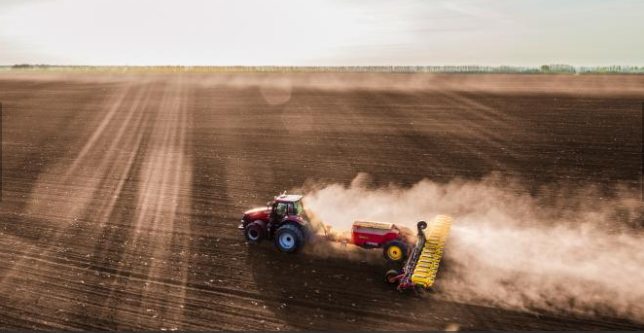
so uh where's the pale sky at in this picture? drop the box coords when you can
[0,0,642,66]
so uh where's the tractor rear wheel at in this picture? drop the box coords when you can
[383,240,408,263]
[274,224,305,253]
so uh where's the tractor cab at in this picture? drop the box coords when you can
[269,194,305,223]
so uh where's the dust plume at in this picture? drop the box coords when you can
[301,173,644,322]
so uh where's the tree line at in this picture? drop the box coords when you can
[5,64,644,74]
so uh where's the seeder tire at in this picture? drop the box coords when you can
[385,269,402,285]
[383,240,408,263]
[414,284,427,297]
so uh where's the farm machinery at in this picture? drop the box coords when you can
[238,193,311,253]
[238,193,453,292]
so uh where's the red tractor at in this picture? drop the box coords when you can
[238,193,311,253]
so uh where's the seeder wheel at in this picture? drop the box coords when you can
[383,240,408,263]
[413,284,426,297]
[384,269,402,285]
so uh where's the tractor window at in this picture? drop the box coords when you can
[274,203,288,216]
[294,200,304,216]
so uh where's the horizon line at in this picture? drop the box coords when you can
[3,64,643,67]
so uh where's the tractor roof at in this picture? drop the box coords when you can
[274,194,303,203]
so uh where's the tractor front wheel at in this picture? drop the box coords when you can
[274,224,305,253]
[383,240,408,263]
[244,221,266,244]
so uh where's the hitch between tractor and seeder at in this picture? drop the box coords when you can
[385,215,453,293]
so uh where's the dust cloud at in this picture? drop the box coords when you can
[301,173,644,322]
